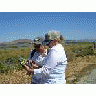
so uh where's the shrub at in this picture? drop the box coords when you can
[75,46,94,57]
[0,57,23,74]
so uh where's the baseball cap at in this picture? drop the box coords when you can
[33,42,42,49]
[32,38,42,45]
[34,42,42,45]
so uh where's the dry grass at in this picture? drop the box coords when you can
[0,69,31,84]
[1,55,96,84]
[0,47,32,84]
[65,55,96,84]
[0,43,96,84]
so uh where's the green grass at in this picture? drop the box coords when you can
[0,47,31,73]
[0,42,95,74]
[63,42,95,61]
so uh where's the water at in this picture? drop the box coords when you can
[0,43,31,49]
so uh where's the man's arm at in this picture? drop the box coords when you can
[23,60,42,76]
[28,60,42,69]
[24,64,34,76]
[33,49,62,79]
[23,49,55,77]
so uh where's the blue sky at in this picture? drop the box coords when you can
[0,12,96,42]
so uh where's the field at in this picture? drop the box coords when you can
[0,42,96,84]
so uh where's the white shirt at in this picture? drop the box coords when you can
[28,50,47,67]
[32,44,67,84]
[32,52,47,66]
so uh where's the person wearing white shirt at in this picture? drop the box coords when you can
[24,31,67,84]
[25,43,48,75]
[28,43,47,67]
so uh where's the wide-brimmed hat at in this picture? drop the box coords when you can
[42,30,63,45]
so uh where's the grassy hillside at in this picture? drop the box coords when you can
[0,42,96,84]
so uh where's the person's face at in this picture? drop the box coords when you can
[39,45,46,53]
[49,40,54,48]
[35,45,45,53]
[35,44,41,52]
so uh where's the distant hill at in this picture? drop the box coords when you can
[12,39,33,44]
[65,39,96,43]
[0,39,33,45]
[0,39,96,45]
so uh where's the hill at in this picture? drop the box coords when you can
[12,39,33,44]
[0,39,33,45]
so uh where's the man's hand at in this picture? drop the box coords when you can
[26,71,32,76]
[28,60,40,69]
[24,64,34,75]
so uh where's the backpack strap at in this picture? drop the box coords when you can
[31,49,36,58]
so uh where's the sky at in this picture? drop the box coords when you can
[0,12,96,42]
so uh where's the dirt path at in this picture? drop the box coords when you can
[65,55,96,84]
[75,68,96,84]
